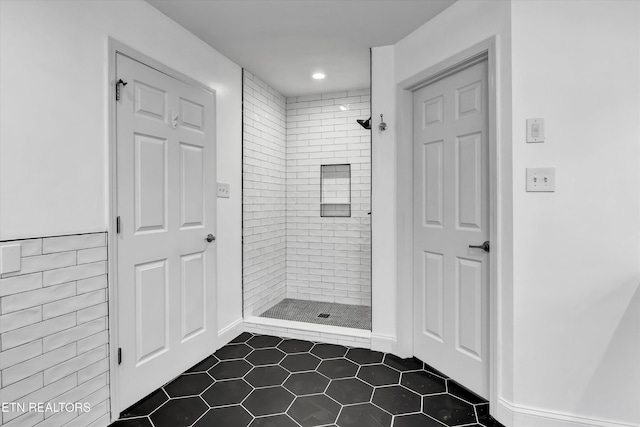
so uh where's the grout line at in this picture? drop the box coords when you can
[0,231,106,244]
[116,332,498,427]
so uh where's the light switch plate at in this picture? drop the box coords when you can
[0,244,22,274]
[526,168,556,192]
[526,118,545,143]
[217,183,230,198]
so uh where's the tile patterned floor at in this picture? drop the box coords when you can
[110,332,504,427]
[259,299,372,330]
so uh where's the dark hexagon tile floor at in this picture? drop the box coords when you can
[201,379,252,407]
[288,394,341,426]
[326,377,373,405]
[193,405,253,427]
[111,332,505,427]
[245,365,289,387]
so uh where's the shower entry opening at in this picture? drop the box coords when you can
[241,69,372,332]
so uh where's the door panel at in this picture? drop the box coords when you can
[134,134,167,234]
[423,140,444,227]
[180,143,205,228]
[134,81,167,121]
[116,53,217,409]
[457,132,482,229]
[456,81,482,119]
[423,95,444,127]
[456,257,482,358]
[179,98,205,131]
[181,252,206,340]
[413,60,489,397]
[135,259,168,363]
[423,251,444,341]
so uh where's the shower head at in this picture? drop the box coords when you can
[357,117,371,130]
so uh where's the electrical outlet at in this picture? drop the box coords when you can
[217,183,230,198]
[526,168,555,192]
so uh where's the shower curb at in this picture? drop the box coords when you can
[244,316,372,349]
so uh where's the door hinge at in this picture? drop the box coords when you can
[118,348,122,365]
[115,79,127,101]
[116,216,121,234]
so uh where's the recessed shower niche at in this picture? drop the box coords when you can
[321,164,351,217]
[242,70,371,331]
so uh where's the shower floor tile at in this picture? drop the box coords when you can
[111,332,505,427]
[259,298,371,330]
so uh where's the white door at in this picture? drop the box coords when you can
[413,60,489,397]
[116,53,217,409]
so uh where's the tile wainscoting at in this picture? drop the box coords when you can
[0,232,110,427]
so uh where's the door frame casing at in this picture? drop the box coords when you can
[395,36,502,409]
[107,38,217,420]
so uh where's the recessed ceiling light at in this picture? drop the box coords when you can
[312,72,326,80]
[339,104,350,111]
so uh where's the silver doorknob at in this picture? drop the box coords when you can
[205,234,216,242]
[469,241,490,253]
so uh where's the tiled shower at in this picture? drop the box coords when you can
[242,70,371,330]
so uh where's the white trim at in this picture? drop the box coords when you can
[395,35,501,411]
[498,399,639,427]
[107,38,218,420]
[244,317,372,348]
[107,37,119,423]
[496,399,515,427]
[370,334,397,353]
[245,316,371,339]
[217,318,245,346]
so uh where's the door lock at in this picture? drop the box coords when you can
[205,234,216,242]
[469,241,490,253]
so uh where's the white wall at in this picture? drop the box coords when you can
[286,90,371,306]
[375,0,515,407]
[375,0,640,426]
[370,45,398,353]
[242,71,287,318]
[0,0,243,338]
[510,1,640,425]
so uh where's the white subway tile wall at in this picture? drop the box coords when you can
[242,69,371,313]
[243,71,288,317]
[286,90,371,306]
[0,233,110,426]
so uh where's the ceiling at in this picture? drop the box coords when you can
[146,0,456,96]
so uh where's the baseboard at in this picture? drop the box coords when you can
[497,398,638,427]
[217,318,244,347]
[495,399,515,427]
[370,333,397,354]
